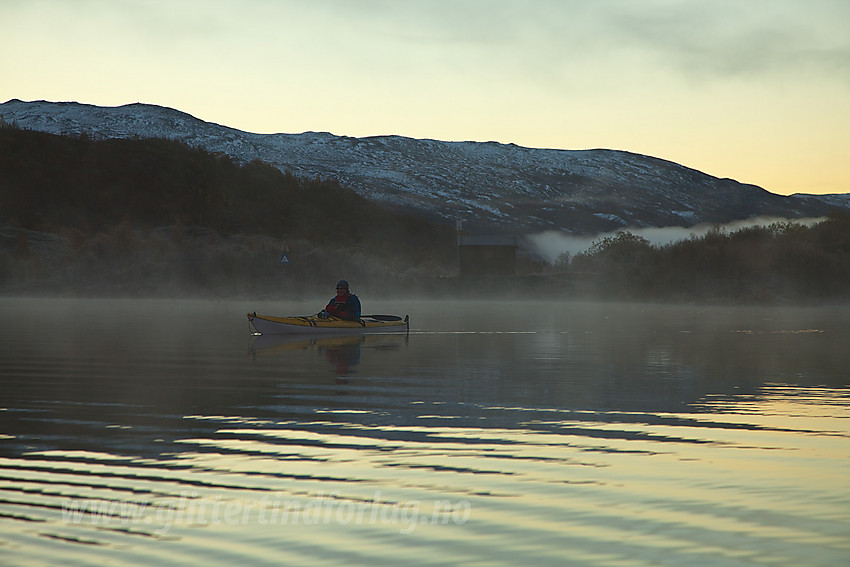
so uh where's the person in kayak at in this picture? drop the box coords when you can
[321,279,361,321]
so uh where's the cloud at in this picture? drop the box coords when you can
[603,0,850,85]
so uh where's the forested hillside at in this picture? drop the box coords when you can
[0,124,455,295]
[2,124,848,301]
[544,215,850,301]
[0,124,453,245]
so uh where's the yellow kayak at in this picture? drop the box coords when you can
[247,312,409,335]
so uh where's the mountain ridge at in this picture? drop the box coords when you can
[3,98,847,234]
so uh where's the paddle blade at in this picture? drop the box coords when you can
[363,314,403,321]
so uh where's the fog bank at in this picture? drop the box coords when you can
[527,217,826,263]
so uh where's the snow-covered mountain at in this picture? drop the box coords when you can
[3,99,846,233]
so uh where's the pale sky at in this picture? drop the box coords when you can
[2,0,849,195]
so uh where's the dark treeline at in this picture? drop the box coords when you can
[549,214,850,301]
[0,124,455,296]
[0,124,452,248]
[2,123,848,300]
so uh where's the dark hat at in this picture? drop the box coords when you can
[336,279,349,290]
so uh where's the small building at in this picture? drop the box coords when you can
[458,234,518,276]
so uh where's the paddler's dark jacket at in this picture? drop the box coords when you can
[325,292,361,321]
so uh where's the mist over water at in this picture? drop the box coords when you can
[527,216,826,262]
[1,297,848,566]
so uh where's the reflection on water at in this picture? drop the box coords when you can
[0,298,848,566]
[251,333,408,379]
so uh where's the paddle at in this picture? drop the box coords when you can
[316,311,404,322]
[363,314,404,322]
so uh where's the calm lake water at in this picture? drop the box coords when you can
[1,297,848,566]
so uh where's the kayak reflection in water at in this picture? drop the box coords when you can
[319,279,362,321]
[323,338,362,378]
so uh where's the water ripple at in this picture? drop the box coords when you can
[2,299,849,566]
